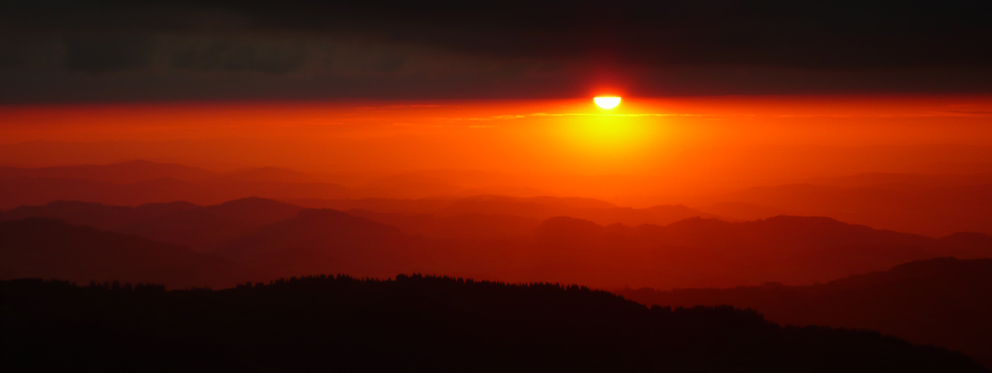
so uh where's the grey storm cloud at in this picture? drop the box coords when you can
[139,0,992,69]
[0,53,22,68]
[63,35,157,74]
[168,38,309,74]
[0,0,991,102]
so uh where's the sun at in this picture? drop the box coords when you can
[594,96,621,109]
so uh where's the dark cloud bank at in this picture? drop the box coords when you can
[1,0,991,102]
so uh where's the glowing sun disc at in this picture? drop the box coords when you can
[594,96,621,109]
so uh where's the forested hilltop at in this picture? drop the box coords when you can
[2,275,986,373]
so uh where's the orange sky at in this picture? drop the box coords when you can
[1,95,991,205]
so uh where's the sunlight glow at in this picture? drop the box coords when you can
[594,97,621,109]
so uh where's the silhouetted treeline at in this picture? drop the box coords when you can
[2,275,986,372]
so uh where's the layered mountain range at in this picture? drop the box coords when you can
[3,197,989,290]
[3,160,991,368]
[3,160,992,236]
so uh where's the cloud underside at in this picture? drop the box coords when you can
[1,0,991,101]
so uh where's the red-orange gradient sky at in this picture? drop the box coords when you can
[2,95,990,206]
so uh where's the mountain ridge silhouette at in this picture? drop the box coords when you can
[618,257,992,368]
[0,218,260,288]
[3,198,990,289]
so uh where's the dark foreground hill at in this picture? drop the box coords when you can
[2,276,986,373]
[618,258,992,368]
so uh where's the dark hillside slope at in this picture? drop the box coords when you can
[619,258,992,368]
[1,276,985,373]
[215,209,418,277]
[207,213,992,290]
[116,197,303,250]
[298,195,720,227]
[0,198,304,250]
[0,200,198,230]
[0,218,256,288]
[0,161,356,208]
[6,201,990,290]
[713,183,992,236]
[0,160,217,184]
[346,209,541,239]
[527,215,991,289]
